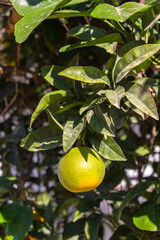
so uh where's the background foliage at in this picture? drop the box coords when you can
[0,0,160,239]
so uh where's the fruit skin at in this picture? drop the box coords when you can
[58,146,105,193]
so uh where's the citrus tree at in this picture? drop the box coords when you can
[0,0,160,239]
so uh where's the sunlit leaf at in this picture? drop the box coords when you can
[60,33,123,52]
[63,114,84,152]
[133,204,160,231]
[105,86,125,109]
[30,90,68,127]
[113,44,160,83]
[90,135,126,161]
[59,66,110,86]
[20,126,62,151]
[125,83,158,120]
[91,2,147,22]
[14,0,70,43]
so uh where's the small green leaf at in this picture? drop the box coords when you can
[125,83,158,120]
[63,114,84,152]
[133,204,160,231]
[90,135,126,161]
[85,214,102,240]
[20,126,62,152]
[30,90,68,127]
[59,33,123,52]
[91,2,147,22]
[117,180,153,220]
[113,44,160,83]
[86,107,115,137]
[105,86,125,109]
[59,66,110,86]
[0,203,33,240]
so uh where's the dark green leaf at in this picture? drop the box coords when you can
[133,204,160,231]
[20,126,62,151]
[90,135,126,161]
[85,214,102,240]
[63,219,85,239]
[59,66,110,86]
[74,201,93,222]
[63,114,84,152]
[113,44,160,83]
[91,2,147,22]
[79,94,100,115]
[0,203,33,240]
[109,106,125,129]
[125,83,159,120]
[86,107,115,137]
[41,65,72,92]
[30,90,68,127]
[142,3,160,31]
[117,180,154,220]
[0,176,18,195]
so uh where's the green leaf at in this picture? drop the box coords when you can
[30,90,68,127]
[117,180,153,220]
[84,214,102,240]
[15,0,70,43]
[0,203,33,240]
[109,106,125,129]
[20,126,62,152]
[63,114,84,152]
[90,135,126,161]
[79,94,100,115]
[59,66,110,86]
[133,204,160,231]
[113,44,160,83]
[48,9,90,19]
[41,65,72,92]
[86,107,115,137]
[59,33,123,52]
[0,176,18,195]
[63,219,85,239]
[125,83,159,120]
[69,24,106,41]
[36,192,53,206]
[123,98,145,119]
[105,86,125,109]
[91,2,147,22]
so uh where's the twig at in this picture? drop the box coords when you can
[0,81,18,116]
[149,120,158,153]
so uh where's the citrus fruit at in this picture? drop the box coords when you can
[58,146,105,193]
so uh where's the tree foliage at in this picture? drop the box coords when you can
[0,0,160,239]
